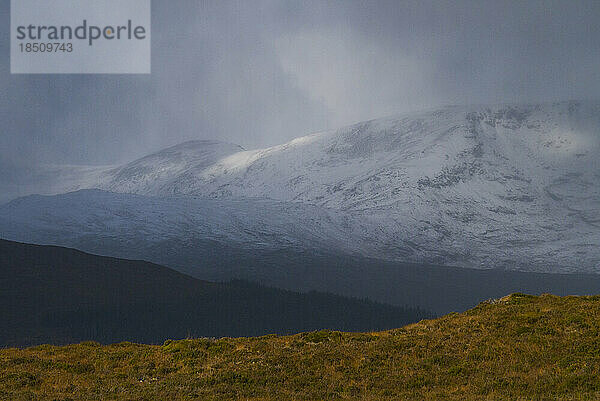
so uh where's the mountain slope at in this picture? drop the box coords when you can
[0,239,429,348]
[3,294,600,400]
[99,140,245,195]
[3,191,600,315]
[0,190,372,255]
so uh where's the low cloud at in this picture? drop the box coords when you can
[0,0,599,185]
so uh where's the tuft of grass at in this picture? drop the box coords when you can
[3,293,600,400]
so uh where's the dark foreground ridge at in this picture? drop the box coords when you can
[0,239,429,348]
[2,294,600,400]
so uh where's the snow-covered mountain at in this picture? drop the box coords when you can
[1,101,599,272]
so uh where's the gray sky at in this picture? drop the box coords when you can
[1,0,599,171]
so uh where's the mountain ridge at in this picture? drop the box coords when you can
[0,239,428,347]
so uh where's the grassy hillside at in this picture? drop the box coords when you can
[0,239,429,347]
[2,294,600,400]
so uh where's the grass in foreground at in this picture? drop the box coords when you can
[2,293,600,400]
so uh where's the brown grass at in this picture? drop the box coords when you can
[2,293,600,400]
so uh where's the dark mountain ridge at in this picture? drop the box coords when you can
[0,239,429,348]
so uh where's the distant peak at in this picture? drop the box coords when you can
[163,140,245,152]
